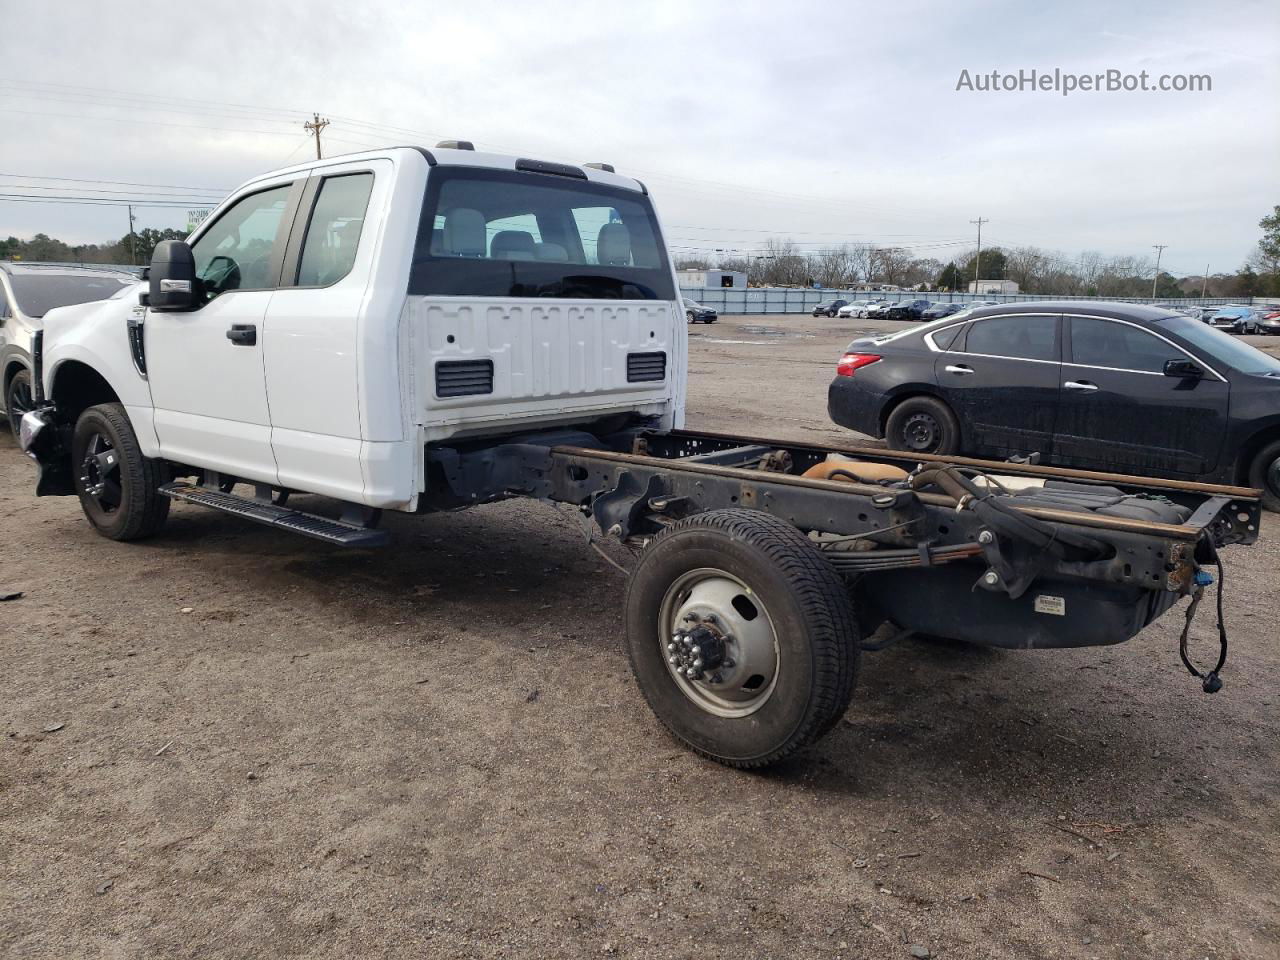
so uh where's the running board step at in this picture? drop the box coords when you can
[159,481,389,547]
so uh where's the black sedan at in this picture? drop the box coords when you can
[920,302,966,320]
[827,301,1280,509]
[683,298,718,323]
[882,300,932,322]
[812,299,849,318]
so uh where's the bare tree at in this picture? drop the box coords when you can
[811,245,857,288]
[870,247,913,286]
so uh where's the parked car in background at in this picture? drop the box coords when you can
[1209,305,1260,335]
[1,262,136,441]
[1258,310,1280,335]
[812,299,849,318]
[827,301,1280,510]
[883,299,931,321]
[683,297,718,323]
[855,299,889,317]
[864,301,896,319]
[921,302,967,320]
[836,300,872,318]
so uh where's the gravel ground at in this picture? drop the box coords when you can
[2,313,1278,959]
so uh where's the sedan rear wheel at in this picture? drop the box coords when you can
[885,396,961,456]
[1247,439,1280,513]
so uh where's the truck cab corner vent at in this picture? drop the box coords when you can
[627,352,666,383]
[435,358,494,398]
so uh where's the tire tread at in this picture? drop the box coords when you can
[626,508,859,769]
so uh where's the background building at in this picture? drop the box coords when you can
[969,279,1020,294]
[676,269,747,289]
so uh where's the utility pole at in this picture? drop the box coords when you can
[1201,263,1209,299]
[1151,244,1168,299]
[969,217,989,294]
[303,113,331,159]
[127,204,137,266]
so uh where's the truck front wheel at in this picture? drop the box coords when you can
[72,403,170,541]
[624,509,859,768]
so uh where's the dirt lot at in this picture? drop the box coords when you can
[2,313,1278,960]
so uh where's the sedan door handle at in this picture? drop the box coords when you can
[944,364,974,375]
[1064,380,1098,391]
[226,324,257,346]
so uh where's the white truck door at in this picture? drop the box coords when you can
[145,178,302,484]
[261,159,391,503]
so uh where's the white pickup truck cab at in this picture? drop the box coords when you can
[19,142,1262,769]
[30,145,683,518]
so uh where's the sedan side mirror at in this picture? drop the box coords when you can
[148,240,199,312]
[1163,358,1204,379]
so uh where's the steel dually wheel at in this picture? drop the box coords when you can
[624,509,860,768]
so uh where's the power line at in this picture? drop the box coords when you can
[0,172,227,193]
[0,193,207,207]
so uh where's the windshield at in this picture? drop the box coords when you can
[9,273,134,318]
[1160,315,1280,375]
[410,167,674,300]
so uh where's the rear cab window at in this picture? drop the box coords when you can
[296,173,375,287]
[409,167,674,300]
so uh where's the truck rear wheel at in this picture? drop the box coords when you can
[72,403,169,541]
[624,509,859,768]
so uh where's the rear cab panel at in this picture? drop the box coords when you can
[403,151,685,446]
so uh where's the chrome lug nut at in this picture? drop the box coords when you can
[978,530,994,545]
[982,570,1000,585]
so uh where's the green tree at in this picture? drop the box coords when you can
[961,248,1007,285]
[1153,272,1182,298]
[1235,265,1262,297]
[936,261,962,290]
[119,227,188,264]
[1259,205,1280,262]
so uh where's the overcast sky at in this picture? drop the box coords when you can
[2,0,1277,275]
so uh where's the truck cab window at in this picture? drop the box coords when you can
[191,184,292,297]
[296,173,374,286]
[411,168,674,300]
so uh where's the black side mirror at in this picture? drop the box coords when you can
[148,240,199,312]
[1164,358,1204,379]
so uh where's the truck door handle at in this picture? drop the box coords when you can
[944,364,974,375]
[1064,380,1098,391]
[226,324,257,346]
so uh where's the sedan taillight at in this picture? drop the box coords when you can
[836,353,881,377]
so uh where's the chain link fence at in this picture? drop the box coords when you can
[680,287,1251,315]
